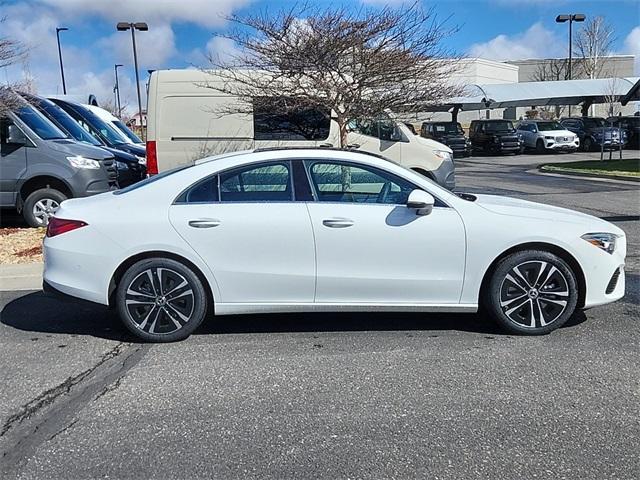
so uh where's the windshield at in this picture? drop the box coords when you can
[71,104,131,145]
[484,121,514,132]
[583,118,606,128]
[433,123,464,135]
[113,120,142,143]
[33,99,103,146]
[15,106,67,140]
[536,121,563,131]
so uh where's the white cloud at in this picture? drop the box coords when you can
[186,36,244,68]
[36,0,253,28]
[98,23,177,69]
[468,23,565,61]
[624,26,640,74]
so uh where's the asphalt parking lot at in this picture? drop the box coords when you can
[1,151,638,479]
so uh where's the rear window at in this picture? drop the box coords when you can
[114,164,191,195]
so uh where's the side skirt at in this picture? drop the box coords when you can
[214,303,478,316]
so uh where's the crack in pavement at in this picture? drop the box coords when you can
[0,342,151,477]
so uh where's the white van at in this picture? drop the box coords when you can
[146,69,455,189]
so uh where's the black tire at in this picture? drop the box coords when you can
[484,250,578,335]
[536,139,546,154]
[583,137,593,152]
[116,258,209,342]
[22,188,67,227]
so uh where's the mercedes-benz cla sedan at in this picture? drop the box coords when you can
[43,148,626,342]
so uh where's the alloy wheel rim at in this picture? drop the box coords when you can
[125,267,195,335]
[33,198,60,225]
[499,261,569,329]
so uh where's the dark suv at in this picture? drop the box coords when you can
[560,117,628,151]
[606,116,639,149]
[420,121,471,157]
[469,119,522,155]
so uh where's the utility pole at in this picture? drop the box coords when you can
[55,27,69,94]
[556,14,585,116]
[114,64,123,117]
[117,22,148,140]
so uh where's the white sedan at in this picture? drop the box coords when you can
[43,148,626,342]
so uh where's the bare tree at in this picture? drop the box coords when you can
[202,2,464,147]
[531,59,576,118]
[574,16,615,80]
[0,13,27,117]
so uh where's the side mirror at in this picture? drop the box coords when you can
[7,125,27,145]
[406,189,435,216]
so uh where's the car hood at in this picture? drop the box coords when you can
[112,142,146,157]
[414,135,453,154]
[474,194,624,234]
[102,146,138,163]
[539,129,575,137]
[48,139,114,160]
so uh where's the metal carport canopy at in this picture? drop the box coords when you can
[422,77,640,111]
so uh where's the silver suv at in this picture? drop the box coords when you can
[516,120,579,153]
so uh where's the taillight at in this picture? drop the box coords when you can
[146,140,158,175]
[46,218,88,238]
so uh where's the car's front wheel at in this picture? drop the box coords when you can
[116,258,208,342]
[485,250,579,335]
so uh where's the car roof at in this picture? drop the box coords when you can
[85,104,119,122]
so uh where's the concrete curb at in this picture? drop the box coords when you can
[0,262,43,291]
[530,168,640,185]
[537,166,640,183]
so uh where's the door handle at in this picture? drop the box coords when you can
[322,218,354,228]
[188,218,221,228]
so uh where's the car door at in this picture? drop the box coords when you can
[168,160,316,304]
[303,160,466,304]
[0,118,28,206]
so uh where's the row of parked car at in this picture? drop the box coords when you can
[1,94,146,226]
[419,115,639,157]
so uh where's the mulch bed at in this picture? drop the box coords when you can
[0,228,46,264]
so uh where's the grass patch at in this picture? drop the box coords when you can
[540,158,640,178]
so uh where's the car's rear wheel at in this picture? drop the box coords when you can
[485,250,578,335]
[116,258,208,342]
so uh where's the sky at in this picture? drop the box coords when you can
[2,0,639,114]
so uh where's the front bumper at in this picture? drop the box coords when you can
[578,235,627,309]
[431,158,455,191]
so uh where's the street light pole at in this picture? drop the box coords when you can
[117,22,148,140]
[55,27,68,95]
[114,64,123,118]
[556,14,585,116]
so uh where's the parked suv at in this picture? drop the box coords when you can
[560,117,628,151]
[606,116,640,149]
[469,119,522,155]
[516,119,579,153]
[1,105,117,227]
[49,98,146,160]
[420,121,471,157]
[23,94,145,187]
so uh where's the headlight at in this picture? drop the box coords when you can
[433,150,452,161]
[116,161,128,169]
[581,233,618,254]
[135,155,146,165]
[66,155,101,169]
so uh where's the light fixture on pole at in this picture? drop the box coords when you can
[55,27,69,95]
[556,13,585,115]
[114,64,123,118]
[116,22,148,140]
